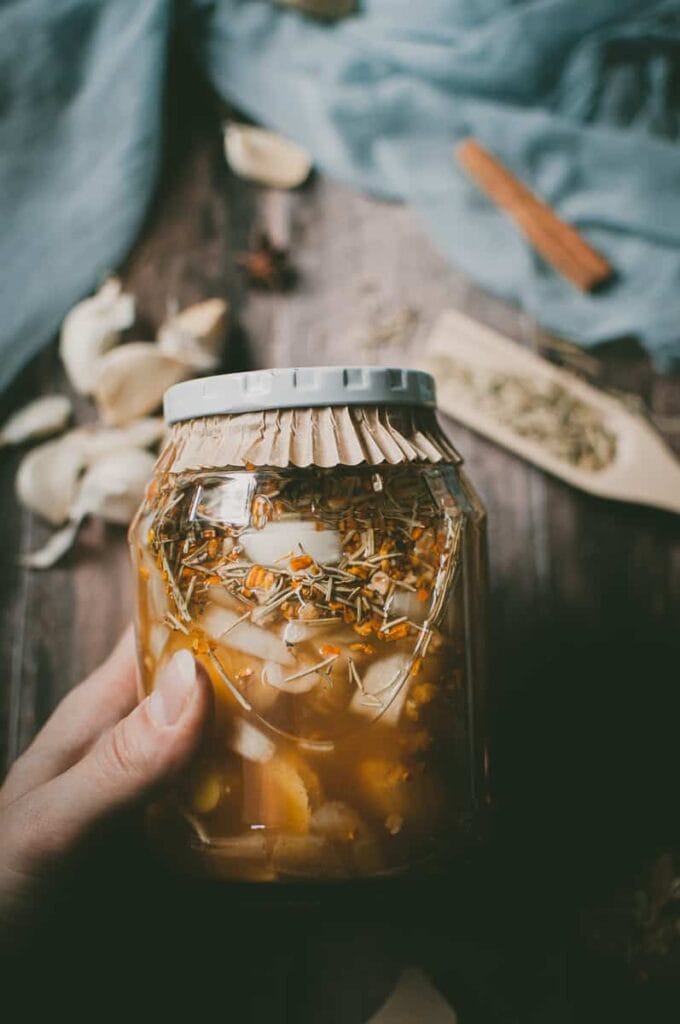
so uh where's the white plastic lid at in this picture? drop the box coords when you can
[164,366,436,423]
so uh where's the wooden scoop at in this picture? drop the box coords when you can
[422,309,680,515]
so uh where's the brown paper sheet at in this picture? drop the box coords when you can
[158,405,461,472]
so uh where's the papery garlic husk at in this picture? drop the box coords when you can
[274,0,356,19]
[16,433,86,526]
[0,395,72,448]
[60,277,135,394]
[224,123,312,190]
[72,448,156,524]
[157,299,228,371]
[92,343,190,426]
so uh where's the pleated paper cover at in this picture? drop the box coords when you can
[158,405,461,473]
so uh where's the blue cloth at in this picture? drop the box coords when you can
[1,0,680,392]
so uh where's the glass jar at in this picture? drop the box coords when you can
[129,367,489,881]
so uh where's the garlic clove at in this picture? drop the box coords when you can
[261,659,321,695]
[240,520,341,567]
[0,395,72,447]
[224,123,312,190]
[157,298,228,371]
[20,519,82,570]
[16,434,86,525]
[310,801,364,841]
[72,448,156,524]
[200,605,295,666]
[91,342,189,426]
[389,588,430,625]
[349,652,412,726]
[60,277,135,394]
[229,718,276,763]
[73,417,166,461]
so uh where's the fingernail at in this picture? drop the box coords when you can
[147,650,196,727]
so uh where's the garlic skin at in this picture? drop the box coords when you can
[224,123,312,190]
[60,277,135,394]
[92,342,189,426]
[0,395,72,447]
[16,434,86,526]
[157,299,228,371]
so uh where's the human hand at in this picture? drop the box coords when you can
[0,628,211,932]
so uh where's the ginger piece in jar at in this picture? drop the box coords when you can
[243,754,319,833]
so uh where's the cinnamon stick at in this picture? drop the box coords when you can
[455,138,612,292]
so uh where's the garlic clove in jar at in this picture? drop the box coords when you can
[157,298,228,371]
[0,395,72,448]
[388,588,431,625]
[60,277,135,394]
[229,717,275,764]
[224,123,312,190]
[199,605,295,666]
[310,801,364,841]
[240,519,341,567]
[350,652,412,726]
[92,342,190,426]
[261,659,321,695]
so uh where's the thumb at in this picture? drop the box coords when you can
[8,650,212,870]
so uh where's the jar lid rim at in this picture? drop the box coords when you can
[164,367,436,423]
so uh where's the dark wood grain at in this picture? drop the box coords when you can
[2,55,679,1018]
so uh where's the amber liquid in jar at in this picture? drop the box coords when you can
[130,462,488,881]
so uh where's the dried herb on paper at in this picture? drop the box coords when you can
[435,359,617,471]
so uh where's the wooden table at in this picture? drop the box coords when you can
[2,65,679,1020]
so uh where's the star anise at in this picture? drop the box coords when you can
[235,233,297,292]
